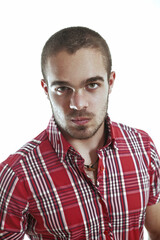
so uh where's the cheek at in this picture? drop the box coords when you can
[49,93,69,112]
[91,92,108,105]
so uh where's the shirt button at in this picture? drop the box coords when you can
[104,230,109,238]
[100,166,104,171]
[99,198,103,204]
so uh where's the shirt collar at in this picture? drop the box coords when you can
[46,117,71,161]
[46,115,118,160]
[104,115,118,150]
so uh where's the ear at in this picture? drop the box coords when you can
[108,71,116,94]
[41,79,48,95]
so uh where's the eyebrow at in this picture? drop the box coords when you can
[50,76,104,87]
[85,76,104,84]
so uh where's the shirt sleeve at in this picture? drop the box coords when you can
[147,138,160,206]
[0,160,29,239]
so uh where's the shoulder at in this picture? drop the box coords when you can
[111,121,151,151]
[0,130,48,175]
[112,121,150,139]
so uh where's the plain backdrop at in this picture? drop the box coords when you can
[0,0,159,239]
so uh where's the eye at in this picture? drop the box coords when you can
[86,83,99,90]
[57,87,68,92]
[55,86,72,95]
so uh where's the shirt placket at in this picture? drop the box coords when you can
[97,150,114,240]
[68,148,113,240]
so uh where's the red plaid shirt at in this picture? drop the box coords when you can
[0,116,160,240]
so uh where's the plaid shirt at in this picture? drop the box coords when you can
[0,116,160,240]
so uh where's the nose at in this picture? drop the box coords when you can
[69,90,88,110]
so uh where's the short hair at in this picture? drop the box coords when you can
[41,26,112,81]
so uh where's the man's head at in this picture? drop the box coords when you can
[41,26,112,82]
[41,27,115,141]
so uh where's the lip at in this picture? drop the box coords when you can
[71,117,90,125]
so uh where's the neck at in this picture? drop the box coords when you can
[64,123,106,165]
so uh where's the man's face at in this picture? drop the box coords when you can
[42,48,115,140]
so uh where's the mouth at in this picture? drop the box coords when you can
[71,117,91,126]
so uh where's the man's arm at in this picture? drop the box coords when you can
[145,202,160,240]
[0,159,28,239]
[0,231,25,239]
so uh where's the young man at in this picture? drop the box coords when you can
[0,27,160,240]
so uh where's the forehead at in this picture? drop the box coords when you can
[46,48,107,83]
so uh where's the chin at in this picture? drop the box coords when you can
[66,126,102,140]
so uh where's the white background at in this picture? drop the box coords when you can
[0,0,160,239]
